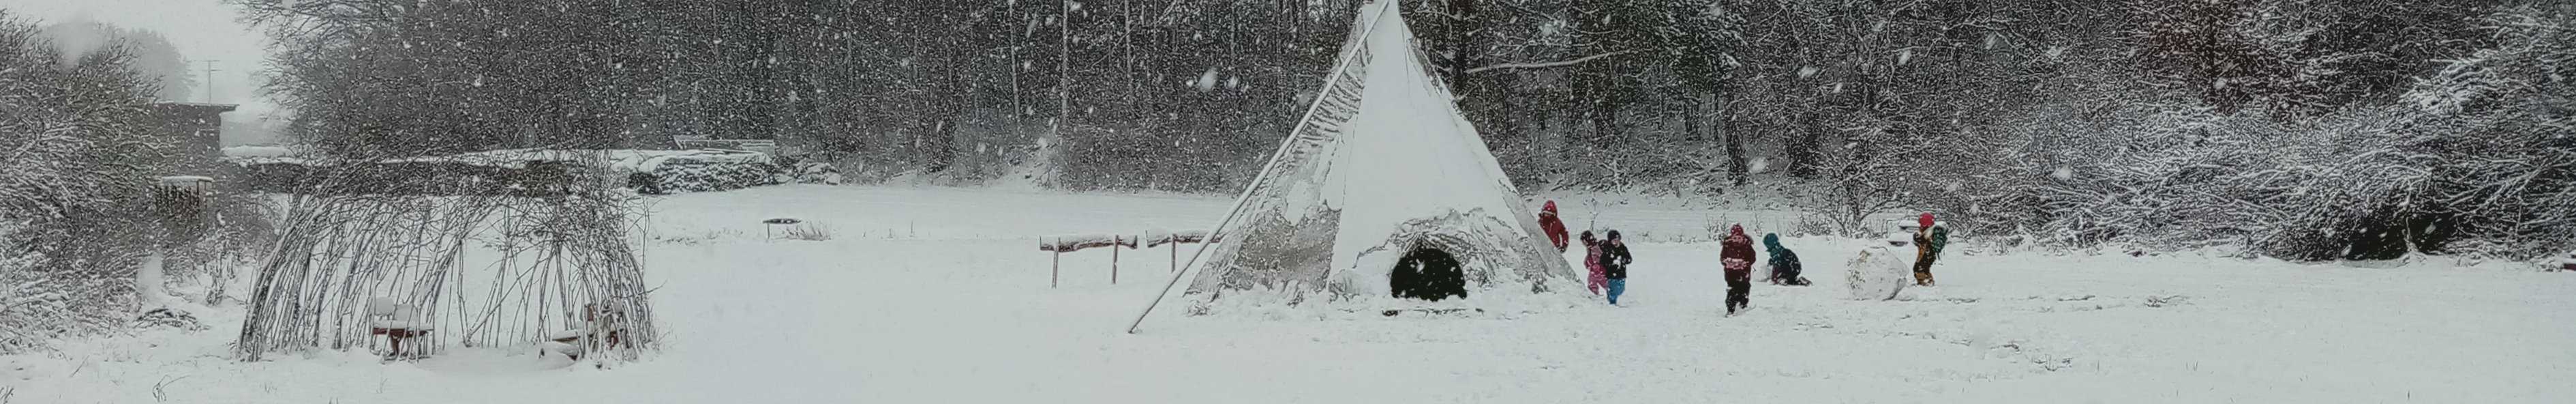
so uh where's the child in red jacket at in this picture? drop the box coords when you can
[1719,225,1757,315]
[1539,201,1569,252]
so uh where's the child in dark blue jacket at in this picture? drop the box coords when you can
[1763,233,1810,286]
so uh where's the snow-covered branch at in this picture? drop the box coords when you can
[1463,50,1635,74]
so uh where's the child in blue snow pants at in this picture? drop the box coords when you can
[1606,278,1626,305]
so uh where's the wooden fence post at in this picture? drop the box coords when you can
[1111,235,1121,285]
[1051,245,1061,289]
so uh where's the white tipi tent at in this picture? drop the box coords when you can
[1131,0,1576,331]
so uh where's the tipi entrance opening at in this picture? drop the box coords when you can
[1389,245,1466,301]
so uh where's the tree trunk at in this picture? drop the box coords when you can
[1011,0,1022,139]
[1591,102,1618,149]
[1540,115,1561,186]
[1789,109,1821,178]
[929,30,971,174]
[1685,91,1700,158]
[928,119,956,173]
[1123,0,1136,121]
[1720,91,1747,186]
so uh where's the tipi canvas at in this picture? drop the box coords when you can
[1133,0,1576,329]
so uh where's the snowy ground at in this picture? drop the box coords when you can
[6,184,2573,403]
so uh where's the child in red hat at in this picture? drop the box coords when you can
[1912,213,1948,286]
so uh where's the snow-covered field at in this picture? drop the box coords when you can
[7,184,2573,403]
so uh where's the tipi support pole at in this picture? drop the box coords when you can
[1127,1,1399,334]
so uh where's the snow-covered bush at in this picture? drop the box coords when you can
[1898,3,2576,261]
[232,149,785,196]
[777,224,833,242]
[1793,119,1934,237]
[1787,214,1838,238]
[790,160,843,185]
[0,219,145,354]
[2386,4,2576,259]
[628,156,783,194]
[0,12,182,353]
[0,222,51,351]
[1928,55,2564,261]
[1922,100,2406,259]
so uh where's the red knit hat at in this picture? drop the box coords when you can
[1543,201,1558,214]
[1918,212,1937,228]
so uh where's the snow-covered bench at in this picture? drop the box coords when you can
[1042,234,1136,287]
[1038,233,1138,252]
[1037,231,1220,252]
[1038,231,1223,287]
[1144,231,1219,248]
[364,298,432,359]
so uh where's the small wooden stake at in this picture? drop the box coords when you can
[1111,235,1120,285]
[1051,247,1061,289]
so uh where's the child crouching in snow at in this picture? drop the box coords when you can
[1847,233,1912,301]
[1763,233,1808,286]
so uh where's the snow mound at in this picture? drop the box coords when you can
[1847,246,1910,300]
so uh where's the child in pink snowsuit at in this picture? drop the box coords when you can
[1581,231,1607,294]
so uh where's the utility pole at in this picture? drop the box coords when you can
[1059,0,1069,154]
[1010,0,1021,134]
[1123,0,1134,129]
[194,60,219,102]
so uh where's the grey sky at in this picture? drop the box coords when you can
[2,0,279,120]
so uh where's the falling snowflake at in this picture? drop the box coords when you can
[1194,68,1219,92]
